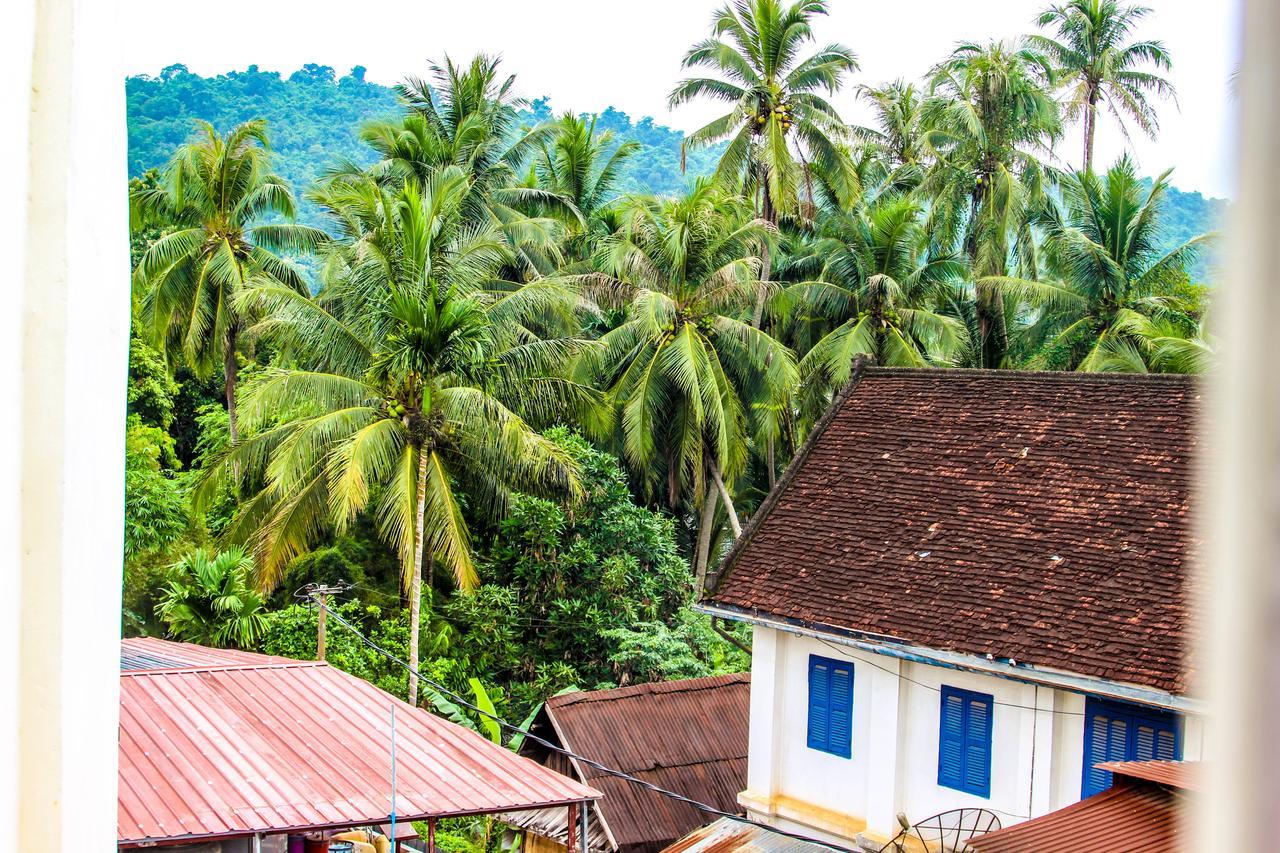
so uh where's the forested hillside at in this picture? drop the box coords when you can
[125,63,1223,277]
[126,63,725,215]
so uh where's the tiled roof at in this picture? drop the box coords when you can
[969,763,1199,852]
[509,674,751,853]
[707,367,1199,695]
[119,638,598,846]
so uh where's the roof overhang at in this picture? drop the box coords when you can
[699,602,1204,715]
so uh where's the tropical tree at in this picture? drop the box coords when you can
[356,55,572,277]
[1001,156,1210,372]
[922,40,1062,368]
[532,112,639,264]
[782,195,967,415]
[579,181,797,586]
[1031,0,1175,171]
[156,547,268,648]
[131,119,328,443]
[670,0,859,315]
[854,80,930,174]
[208,168,588,703]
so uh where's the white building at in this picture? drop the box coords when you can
[697,367,1206,851]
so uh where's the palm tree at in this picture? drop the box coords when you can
[1000,156,1210,372]
[208,168,588,703]
[670,0,859,313]
[783,194,967,415]
[155,548,267,648]
[131,119,328,443]
[1030,0,1175,171]
[532,112,639,264]
[580,181,797,586]
[922,40,1062,368]
[854,80,929,173]
[356,55,573,277]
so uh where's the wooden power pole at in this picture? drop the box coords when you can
[311,584,346,661]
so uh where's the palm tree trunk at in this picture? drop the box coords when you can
[709,460,742,538]
[223,327,239,445]
[766,435,777,490]
[751,188,776,328]
[694,481,719,594]
[408,445,430,705]
[1083,87,1100,173]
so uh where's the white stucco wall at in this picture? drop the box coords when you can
[741,625,1208,849]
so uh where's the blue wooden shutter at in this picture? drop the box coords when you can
[938,690,966,790]
[938,686,993,797]
[807,655,853,758]
[807,657,831,752]
[963,693,993,797]
[1082,698,1181,798]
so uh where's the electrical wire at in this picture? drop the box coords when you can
[297,586,858,853]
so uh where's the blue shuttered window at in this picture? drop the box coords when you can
[807,655,853,758]
[937,686,994,798]
[1082,697,1181,798]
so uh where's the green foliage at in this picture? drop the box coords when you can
[156,547,268,648]
[124,415,188,559]
[258,600,412,696]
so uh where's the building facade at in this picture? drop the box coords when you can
[699,367,1205,850]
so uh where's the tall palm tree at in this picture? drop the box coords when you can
[580,181,797,586]
[1030,0,1175,171]
[207,168,588,703]
[922,40,1062,368]
[670,0,859,312]
[131,119,328,443]
[532,112,639,264]
[782,194,967,416]
[356,55,573,277]
[1000,156,1210,372]
[854,80,929,173]
[156,548,267,649]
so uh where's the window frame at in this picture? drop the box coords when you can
[1081,696,1182,798]
[806,654,854,759]
[937,684,995,798]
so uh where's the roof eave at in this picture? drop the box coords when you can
[697,601,1203,715]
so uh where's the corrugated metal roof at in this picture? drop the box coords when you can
[662,817,827,853]
[509,674,751,853]
[968,776,1188,852]
[1098,759,1203,792]
[119,638,599,846]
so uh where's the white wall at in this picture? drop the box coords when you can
[742,626,1208,849]
[2,0,129,846]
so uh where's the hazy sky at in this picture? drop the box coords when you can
[119,0,1241,198]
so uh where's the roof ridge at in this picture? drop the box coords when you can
[121,660,329,676]
[548,673,749,706]
[860,365,1198,384]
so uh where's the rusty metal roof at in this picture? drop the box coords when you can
[662,817,827,853]
[510,674,751,853]
[968,764,1198,853]
[1098,759,1203,792]
[709,368,1198,695]
[119,638,599,847]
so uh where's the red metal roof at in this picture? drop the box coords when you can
[663,816,825,853]
[709,368,1198,694]
[968,766,1198,853]
[119,638,599,846]
[121,636,299,671]
[1098,759,1203,792]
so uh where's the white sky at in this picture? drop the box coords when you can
[119,0,1241,198]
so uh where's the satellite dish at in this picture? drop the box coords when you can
[876,808,1001,853]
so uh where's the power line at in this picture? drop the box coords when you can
[299,588,857,853]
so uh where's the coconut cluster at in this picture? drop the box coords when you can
[386,399,408,419]
[753,101,795,135]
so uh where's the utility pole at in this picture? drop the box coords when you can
[309,583,346,661]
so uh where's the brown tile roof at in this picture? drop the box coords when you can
[511,674,751,853]
[707,367,1199,695]
[968,767,1197,852]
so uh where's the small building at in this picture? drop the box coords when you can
[118,637,600,851]
[504,674,750,853]
[969,760,1200,852]
[698,368,1208,851]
